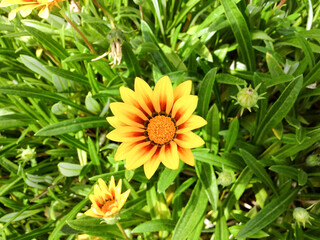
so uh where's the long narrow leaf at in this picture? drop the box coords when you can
[220,0,255,71]
[236,187,299,239]
[255,75,303,144]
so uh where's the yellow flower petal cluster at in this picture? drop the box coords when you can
[0,0,64,20]
[107,76,207,179]
[85,177,130,218]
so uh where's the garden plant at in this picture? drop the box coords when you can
[0,0,319,239]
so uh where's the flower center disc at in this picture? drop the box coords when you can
[147,115,176,145]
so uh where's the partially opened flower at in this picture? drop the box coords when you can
[107,76,207,179]
[0,0,64,20]
[85,177,130,219]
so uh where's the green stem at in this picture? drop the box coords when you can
[92,0,115,29]
[59,10,96,55]
[116,222,130,240]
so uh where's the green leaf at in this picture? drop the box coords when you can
[0,114,35,130]
[63,53,95,62]
[216,73,246,85]
[225,118,239,152]
[236,187,299,239]
[24,26,68,59]
[88,137,102,174]
[167,0,200,33]
[58,162,83,177]
[158,161,184,193]
[197,68,217,117]
[46,66,90,87]
[35,117,107,136]
[172,177,197,202]
[297,168,308,186]
[274,128,320,159]
[20,55,52,81]
[67,217,122,239]
[195,161,218,212]
[239,149,278,195]
[122,41,141,88]
[0,86,90,114]
[141,20,175,74]
[172,181,208,240]
[221,0,255,71]
[266,52,284,78]
[214,203,230,240]
[303,58,320,87]
[269,165,307,184]
[132,219,175,233]
[204,104,220,153]
[295,32,315,70]
[254,75,303,144]
[223,167,253,218]
[193,149,244,172]
[0,209,43,222]
[49,199,89,240]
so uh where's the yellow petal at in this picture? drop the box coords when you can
[125,142,157,170]
[178,147,195,166]
[19,4,38,17]
[176,115,207,133]
[106,126,145,143]
[109,176,116,196]
[160,141,179,170]
[174,132,205,149]
[109,102,147,128]
[152,75,174,114]
[84,208,101,218]
[134,77,154,116]
[116,179,122,196]
[98,178,109,195]
[38,5,49,19]
[8,9,18,20]
[120,86,140,109]
[106,116,127,128]
[118,189,130,209]
[143,150,161,179]
[173,80,192,102]
[0,0,32,7]
[171,95,198,126]
[114,142,136,161]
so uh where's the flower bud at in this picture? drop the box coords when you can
[232,84,265,115]
[305,154,320,167]
[293,207,312,228]
[217,169,233,187]
[18,146,36,161]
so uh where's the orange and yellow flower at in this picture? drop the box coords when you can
[107,76,207,179]
[85,177,130,219]
[0,0,64,20]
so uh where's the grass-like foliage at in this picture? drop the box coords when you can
[0,0,320,239]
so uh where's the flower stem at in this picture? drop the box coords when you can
[92,0,115,29]
[59,10,96,55]
[116,222,130,240]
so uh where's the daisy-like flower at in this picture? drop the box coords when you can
[85,177,130,219]
[107,76,207,179]
[0,0,64,20]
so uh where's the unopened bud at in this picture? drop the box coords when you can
[232,84,265,115]
[217,170,233,187]
[306,154,320,167]
[293,207,313,228]
[18,146,36,161]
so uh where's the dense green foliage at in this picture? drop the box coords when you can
[0,0,320,239]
